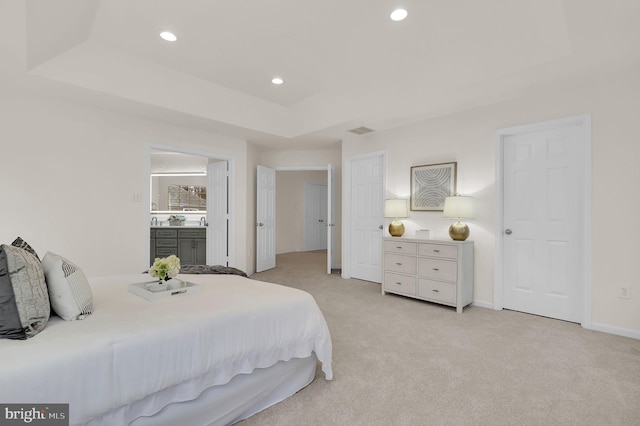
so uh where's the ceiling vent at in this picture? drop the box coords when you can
[348,126,375,135]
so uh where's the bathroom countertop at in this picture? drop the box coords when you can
[151,225,206,229]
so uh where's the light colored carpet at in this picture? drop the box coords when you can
[240,251,640,426]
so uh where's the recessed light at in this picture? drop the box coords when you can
[272,77,284,85]
[390,8,408,21]
[159,31,177,42]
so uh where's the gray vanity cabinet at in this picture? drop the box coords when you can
[150,228,156,265]
[150,228,206,266]
[177,228,206,265]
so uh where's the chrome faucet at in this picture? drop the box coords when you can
[151,217,158,226]
[200,217,207,226]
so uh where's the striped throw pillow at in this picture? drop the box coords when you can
[42,252,93,321]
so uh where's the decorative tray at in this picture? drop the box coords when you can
[128,280,201,301]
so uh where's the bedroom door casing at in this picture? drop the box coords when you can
[495,115,592,326]
[260,165,334,275]
[145,145,236,272]
[256,165,276,272]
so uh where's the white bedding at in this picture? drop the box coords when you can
[0,274,333,425]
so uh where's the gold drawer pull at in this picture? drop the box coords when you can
[433,268,439,271]
[432,289,440,293]
[395,282,402,285]
[396,246,403,249]
[433,249,440,252]
[396,262,402,265]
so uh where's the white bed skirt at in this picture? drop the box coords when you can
[89,355,317,426]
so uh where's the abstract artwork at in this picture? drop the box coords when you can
[410,162,457,211]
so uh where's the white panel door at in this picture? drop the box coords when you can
[327,164,335,274]
[304,183,328,251]
[319,185,328,248]
[502,123,585,322]
[206,160,228,266]
[350,155,384,283]
[256,165,276,272]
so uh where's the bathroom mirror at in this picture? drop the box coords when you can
[151,176,207,211]
[150,151,208,212]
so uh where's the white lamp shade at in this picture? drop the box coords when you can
[443,196,475,219]
[384,199,409,218]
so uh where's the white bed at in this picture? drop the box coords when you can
[0,273,333,425]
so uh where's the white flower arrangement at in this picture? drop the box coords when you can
[149,255,181,282]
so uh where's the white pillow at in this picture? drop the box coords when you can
[42,252,93,321]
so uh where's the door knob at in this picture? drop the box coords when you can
[505,229,512,235]
[257,222,264,227]
[379,225,383,229]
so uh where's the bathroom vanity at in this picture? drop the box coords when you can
[150,226,206,266]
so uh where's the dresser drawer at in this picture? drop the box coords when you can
[418,257,457,282]
[384,273,416,296]
[384,240,417,255]
[178,229,206,238]
[418,243,458,259]
[156,238,177,247]
[156,229,178,238]
[418,279,456,304]
[384,254,417,275]
[155,247,177,257]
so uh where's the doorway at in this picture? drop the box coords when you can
[256,166,335,274]
[494,115,592,327]
[304,183,328,251]
[145,145,235,269]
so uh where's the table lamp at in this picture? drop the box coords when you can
[384,199,409,237]
[442,195,475,241]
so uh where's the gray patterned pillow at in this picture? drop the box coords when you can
[0,245,50,340]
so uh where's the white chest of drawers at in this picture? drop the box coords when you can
[382,237,474,313]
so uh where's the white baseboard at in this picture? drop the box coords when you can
[591,323,640,340]
[472,299,494,310]
[471,302,640,340]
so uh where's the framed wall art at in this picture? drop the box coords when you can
[410,162,457,211]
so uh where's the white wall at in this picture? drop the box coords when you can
[342,63,640,336]
[0,91,249,276]
[275,170,327,254]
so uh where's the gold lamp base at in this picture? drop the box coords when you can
[389,220,405,237]
[448,221,470,241]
